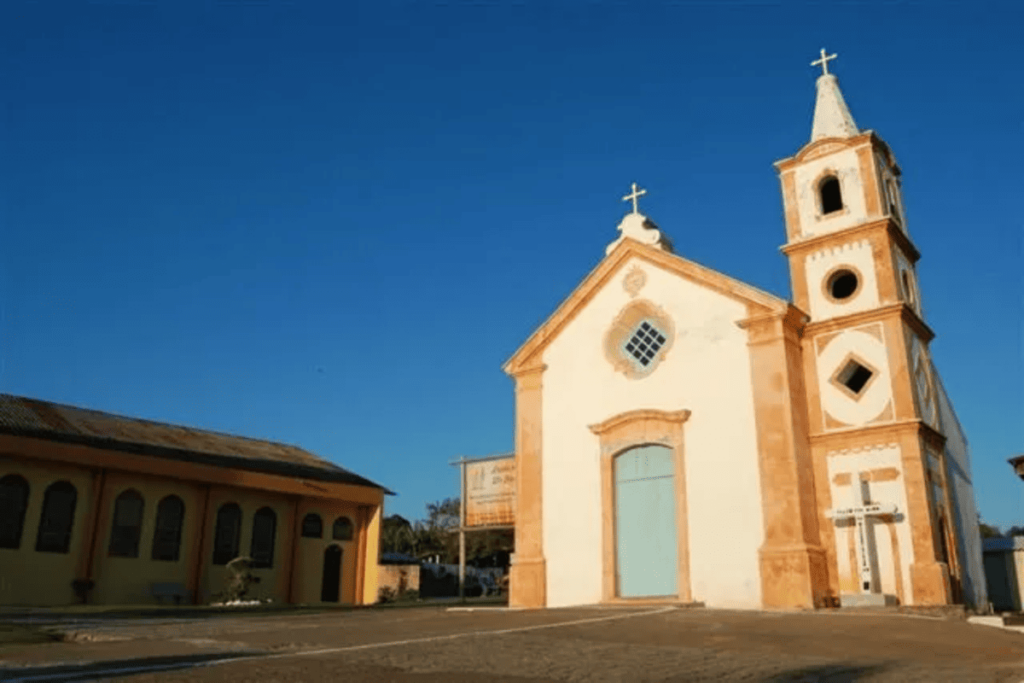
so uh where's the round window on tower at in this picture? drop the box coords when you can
[823,266,862,303]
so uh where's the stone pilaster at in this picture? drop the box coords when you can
[509,362,546,608]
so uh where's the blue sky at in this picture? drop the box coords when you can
[1,2,1021,530]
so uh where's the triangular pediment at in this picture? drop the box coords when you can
[503,238,790,375]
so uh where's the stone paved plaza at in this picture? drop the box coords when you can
[3,605,1024,682]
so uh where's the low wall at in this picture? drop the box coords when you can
[983,537,1024,613]
[377,564,420,595]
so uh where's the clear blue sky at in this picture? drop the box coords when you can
[2,2,1021,529]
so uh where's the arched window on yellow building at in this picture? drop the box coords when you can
[151,495,185,562]
[35,481,77,554]
[213,503,242,565]
[332,516,354,542]
[108,490,145,558]
[250,507,277,569]
[0,474,30,549]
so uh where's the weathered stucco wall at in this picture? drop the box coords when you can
[540,255,764,609]
[793,147,870,239]
[933,370,987,609]
[0,456,95,606]
[0,446,383,608]
[378,564,420,595]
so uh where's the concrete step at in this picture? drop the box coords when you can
[967,615,1024,633]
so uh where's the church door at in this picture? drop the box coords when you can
[321,545,343,602]
[614,445,677,598]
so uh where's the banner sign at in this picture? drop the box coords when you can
[464,456,516,527]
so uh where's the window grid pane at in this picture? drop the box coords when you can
[0,476,29,550]
[624,321,667,368]
[152,496,184,562]
[35,483,77,554]
[250,508,276,569]
[213,504,242,565]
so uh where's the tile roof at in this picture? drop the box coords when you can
[0,394,389,492]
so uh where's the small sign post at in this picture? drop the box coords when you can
[451,453,516,601]
[458,460,466,600]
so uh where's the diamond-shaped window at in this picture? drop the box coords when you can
[830,354,879,401]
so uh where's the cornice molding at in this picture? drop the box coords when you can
[588,409,692,436]
[809,417,948,447]
[803,302,935,343]
[780,217,920,263]
[503,238,787,376]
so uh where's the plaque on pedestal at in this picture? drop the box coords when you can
[839,592,898,608]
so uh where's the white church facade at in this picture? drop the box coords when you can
[503,53,986,611]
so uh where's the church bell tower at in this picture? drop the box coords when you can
[774,50,960,606]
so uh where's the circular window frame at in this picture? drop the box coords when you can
[822,265,863,305]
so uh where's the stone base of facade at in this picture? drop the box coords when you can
[509,556,547,609]
[759,544,830,609]
[910,561,952,605]
[840,592,898,607]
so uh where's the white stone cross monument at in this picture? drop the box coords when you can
[825,471,897,603]
[811,48,838,76]
[622,182,647,215]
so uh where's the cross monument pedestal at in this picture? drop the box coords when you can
[825,471,899,607]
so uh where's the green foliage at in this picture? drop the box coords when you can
[381,515,416,556]
[216,556,261,603]
[376,586,420,604]
[380,499,513,566]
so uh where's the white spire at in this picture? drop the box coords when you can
[809,48,859,142]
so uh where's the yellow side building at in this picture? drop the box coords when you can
[0,394,388,607]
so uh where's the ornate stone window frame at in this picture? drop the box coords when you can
[589,409,691,603]
[913,347,936,423]
[814,169,851,220]
[900,268,919,311]
[829,351,881,402]
[822,264,864,305]
[604,299,675,379]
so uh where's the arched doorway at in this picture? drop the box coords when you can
[614,444,677,598]
[321,544,343,603]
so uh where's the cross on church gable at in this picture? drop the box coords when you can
[622,182,647,215]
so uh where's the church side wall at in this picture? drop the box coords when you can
[0,441,384,607]
[0,455,95,606]
[292,498,365,605]
[933,369,987,609]
[540,257,765,609]
[90,470,204,605]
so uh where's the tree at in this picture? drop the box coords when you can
[980,515,1003,539]
[413,498,460,562]
[381,515,416,555]
[426,498,460,532]
[387,498,516,566]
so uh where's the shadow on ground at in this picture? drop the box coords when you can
[0,596,508,628]
[759,662,891,682]
[0,651,262,682]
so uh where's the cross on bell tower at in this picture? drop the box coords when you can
[811,48,838,76]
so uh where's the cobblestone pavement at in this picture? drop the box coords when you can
[3,605,1024,682]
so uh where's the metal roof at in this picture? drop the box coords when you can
[0,394,389,492]
[983,536,1024,552]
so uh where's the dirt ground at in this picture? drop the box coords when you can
[2,604,1024,682]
